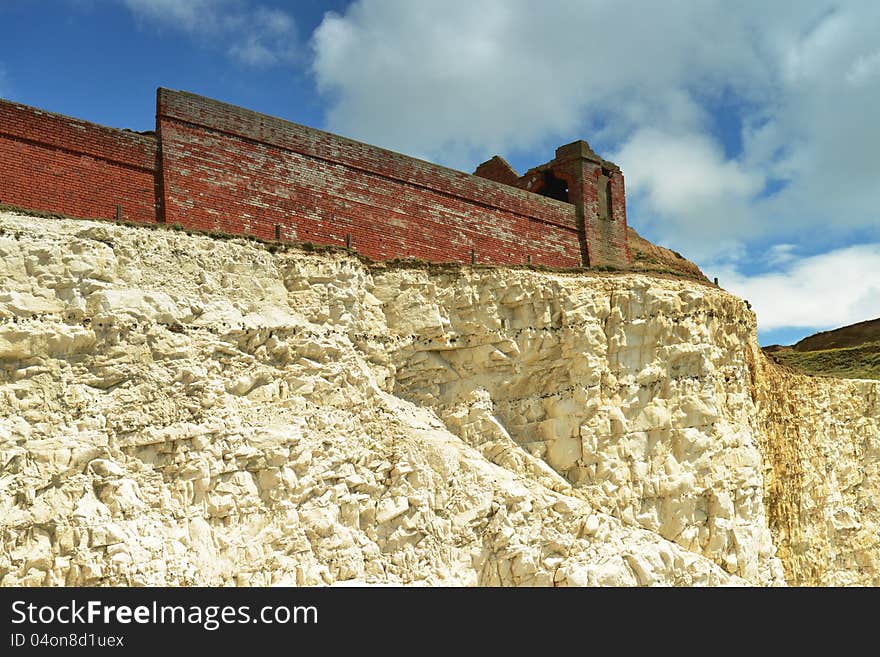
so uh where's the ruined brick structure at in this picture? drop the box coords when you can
[474,142,629,267]
[0,88,629,268]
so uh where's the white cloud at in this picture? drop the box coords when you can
[613,129,764,255]
[717,244,880,331]
[311,0,767,165]
[765,244,798,267]
[310,0,880,260]
[313,0,588,163]
[122,0,299,66]
[226,7,299,66]
[847,50,880,86]
[123,0,216,32]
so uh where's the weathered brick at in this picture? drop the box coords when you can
[0,99,158,223]
[0,89,630,269]
[156,89,582,267]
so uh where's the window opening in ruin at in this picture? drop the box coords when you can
[540,171,569,202]
[598,168,613,219]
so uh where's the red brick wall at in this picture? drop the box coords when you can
[544,141,630,268]
[564,159,630,268]
[0,90,630,269]
[156,89,582,267]
[0,99,157,223]
[474,156,520,186]
[602,167,631,266]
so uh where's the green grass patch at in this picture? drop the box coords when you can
[768,341,880,381]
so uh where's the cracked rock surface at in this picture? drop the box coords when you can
[0,211,877,586]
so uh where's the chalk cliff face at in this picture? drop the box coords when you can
[0,210,877,586]
[751,354,880,586]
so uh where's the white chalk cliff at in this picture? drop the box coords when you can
[1,210,877,586]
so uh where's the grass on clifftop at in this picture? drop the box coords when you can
[626,227,710,283]
[765,342,880,381]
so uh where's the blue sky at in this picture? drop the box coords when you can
[2,0,879,346]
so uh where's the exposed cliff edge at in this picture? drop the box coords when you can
[1,210,877,586]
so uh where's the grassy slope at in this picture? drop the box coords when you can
[764,315,880,381]
[792,317,880,352]
[627,226,710,283]
[765,340,880,381]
